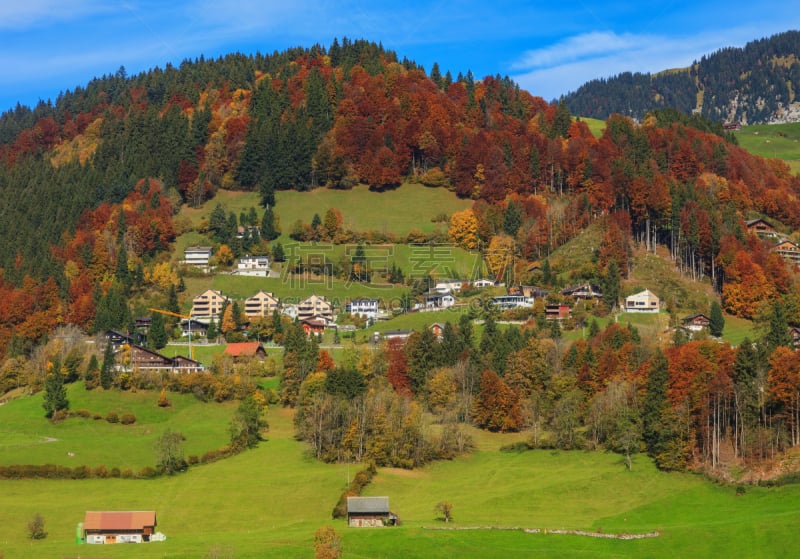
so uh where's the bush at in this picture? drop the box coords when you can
[120,413,136,425]
[110,467,121,478]
[105,411,119,423]
[93,465,109,478]
[71,465,90,479]
[201,449,219,463]
[187,455,199,465]
[332,463,377,519]
[138,466,157,479]
[27,513,46,540]
[76,409,91,418]
[93,413,102,420]
[121,468,134,479]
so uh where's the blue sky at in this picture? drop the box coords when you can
[2,1,798,113]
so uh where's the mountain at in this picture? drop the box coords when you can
[563,30,800,124]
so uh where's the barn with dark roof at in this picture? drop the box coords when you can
[346,496,396,527]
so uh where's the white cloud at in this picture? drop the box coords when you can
[510,28,769,100]
[0,0,109,29]
[511,31,643,70]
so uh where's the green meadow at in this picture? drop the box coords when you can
[735,122,800,174]
[275,183,472,236]
[176,182,472,238]
[0,384,234,469]
[1,397,799,558]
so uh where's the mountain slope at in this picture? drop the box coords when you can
[564,30,800,124]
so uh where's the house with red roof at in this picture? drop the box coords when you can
[83,510,157,544]
[224,341,267,361]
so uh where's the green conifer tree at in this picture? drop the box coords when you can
[100,343,115,390]
[149,312,168,350]
[43,357,69,418]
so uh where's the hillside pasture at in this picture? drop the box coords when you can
[2,408,799,558]
[736,122,800,174]
[0,384,234,469]
[275,183,472,236]
[175,183,473,239]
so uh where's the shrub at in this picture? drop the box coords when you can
[93,413,103,420]
[187,455,199,465]
[71,465,90,479]
[27,513,46,540]
[105,411,119,423]
[93,465,109,478]
[120,413,136,425]
[76,409,91,418]
[110,467,121,478]
[201,449,219,463]
[138,466,157,479]
[158,387,171,407]
[121,468,134,479]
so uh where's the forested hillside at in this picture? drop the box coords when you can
[0,37,800,480]
[564,30,800,124]
[0,38,799,354]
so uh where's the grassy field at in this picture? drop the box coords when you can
[0,383,234,469]
[176,183,472,238]
[580,116,606,138]
[1,402,799,558]
[275,183,472,236]
[735,122,800,174]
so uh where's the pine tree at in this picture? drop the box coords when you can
[458,313,474,351]
[100,343,115,390]
[272,242,285,262]
[502,199,523,237]
[149,312,168,350]
[602,260,620,310]
[261,206,279,240]
[764,299,792,352]
[167,284,180,315]
[43,358,69,418]
[115,243,131,292]
[709,300,725,337]
[206,316,217,341]
[84,354,100,389]
[642,349,669,457]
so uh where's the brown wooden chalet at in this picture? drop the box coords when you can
[83,510,156,544]
[103,330,134,350]
[120,345,203,373]
[301,318,326,337]
[171,355,204,372]
[746,218,777,238]
[508,285,549,299]
[772,240,800,265]
[346,496,396,527]
[561,283,603,300]
[683,313,711,332]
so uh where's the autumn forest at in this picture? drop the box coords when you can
[1,37,800,476]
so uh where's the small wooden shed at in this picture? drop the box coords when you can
[346,497,396,527]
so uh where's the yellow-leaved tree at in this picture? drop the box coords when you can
[146,262,179,290]
[448,208,480,250]
[485,234,516,280]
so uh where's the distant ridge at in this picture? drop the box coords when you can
[563,30,800,124]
